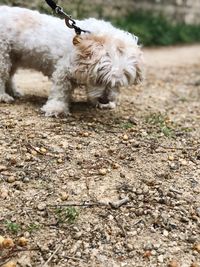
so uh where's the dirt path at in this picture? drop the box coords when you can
[1,45,200,267]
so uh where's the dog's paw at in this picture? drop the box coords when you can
[13,90,23,99]
[41,100,70,117]
[97,101,116,109]
[0,93,14,103]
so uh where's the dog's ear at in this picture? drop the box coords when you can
[134,51,144,85]
[73,35,83,46]
[134,65,143,85]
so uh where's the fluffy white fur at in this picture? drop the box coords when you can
[0,6,143,116]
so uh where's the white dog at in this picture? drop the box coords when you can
[0,6,143,116]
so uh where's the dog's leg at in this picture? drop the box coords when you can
[41,67,73,117]
[0,41,14,103]
[6,75,22,98]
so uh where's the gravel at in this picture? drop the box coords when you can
[0,47,200,266]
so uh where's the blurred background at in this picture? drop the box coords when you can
[0,0,200,46]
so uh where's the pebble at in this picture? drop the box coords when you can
[40,147,47,153]
[31,150,37,156]
[169,162,179,170]
[0,235,5,247]
[0,165,7,172]
[196,208,200,217]
[7,176,16,183]
[82,132,89,137]
[168,259,180,267]
[157,255,164,263]
[151,250,157,256]
[168,155,175,161]
[60,192,69,201]
[122,134,129,141]
[191,263,200,267]
[193,243,200,253]
[126,243,133,251]
[57,158,63,163]
[112,163,120,169]
[179,159,187,166]
[76,144,82,150]
[2,238,14,249]
[23,177,30,183]
[1,188,9,199]
[163,229,169,237]
[17,237,28,247]
[2,261,16,267]
[99,168,107,175]
[37,203,46,211]
[143,250,152,258]
[74,232,82,240]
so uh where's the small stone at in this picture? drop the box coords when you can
[157,255,164,263]
[0,165,7,172]
[0,235,5,248]
[17,237,28,247]
[76,144,82,150]
[31,150,37,156]
[82,132,89,137]
[7,176,16,183]
[122,134,129,141]
[37,203,46,211]
[196,208,200,217]
[143,250,152,258]
[126,243,133,251]
[163,230,169,237]
[74,232,82,240]
[168,259,180,267]
[179,159,187,166]
[57,158,63,163]
[99,168,107,175]
[112,163,120,169]
[23,177,30,183]
[2,261,16,267]
[2,238,14,249]
[1,188,9,199]
[168,155,174,161]
[191,263,200,267]
[169,162,179,170]
[60,192,69,201]
[40,147,47,153]
[193,243,200,253]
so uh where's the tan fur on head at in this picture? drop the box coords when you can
[73,33,143,88]
[73,35,82,46]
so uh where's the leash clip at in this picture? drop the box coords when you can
[46,2,89,35]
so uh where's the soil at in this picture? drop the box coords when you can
[0,45,200,267]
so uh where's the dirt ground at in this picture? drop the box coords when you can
[0,45,200,267]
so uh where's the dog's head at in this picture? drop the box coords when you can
[72,33,143,102]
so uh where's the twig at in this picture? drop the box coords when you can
[43,245,62,267]
[111,213,127,240]
[48,197,130,210]
[143,140,198,151]
[25,142,45,155]
[169,188,183,195]
[48,202,106,208]
[64,255,85,262]
[159,144,197,151]
[109,196,130,209]
[0,248,39,265]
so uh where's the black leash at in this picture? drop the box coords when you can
[45,0,90,35]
